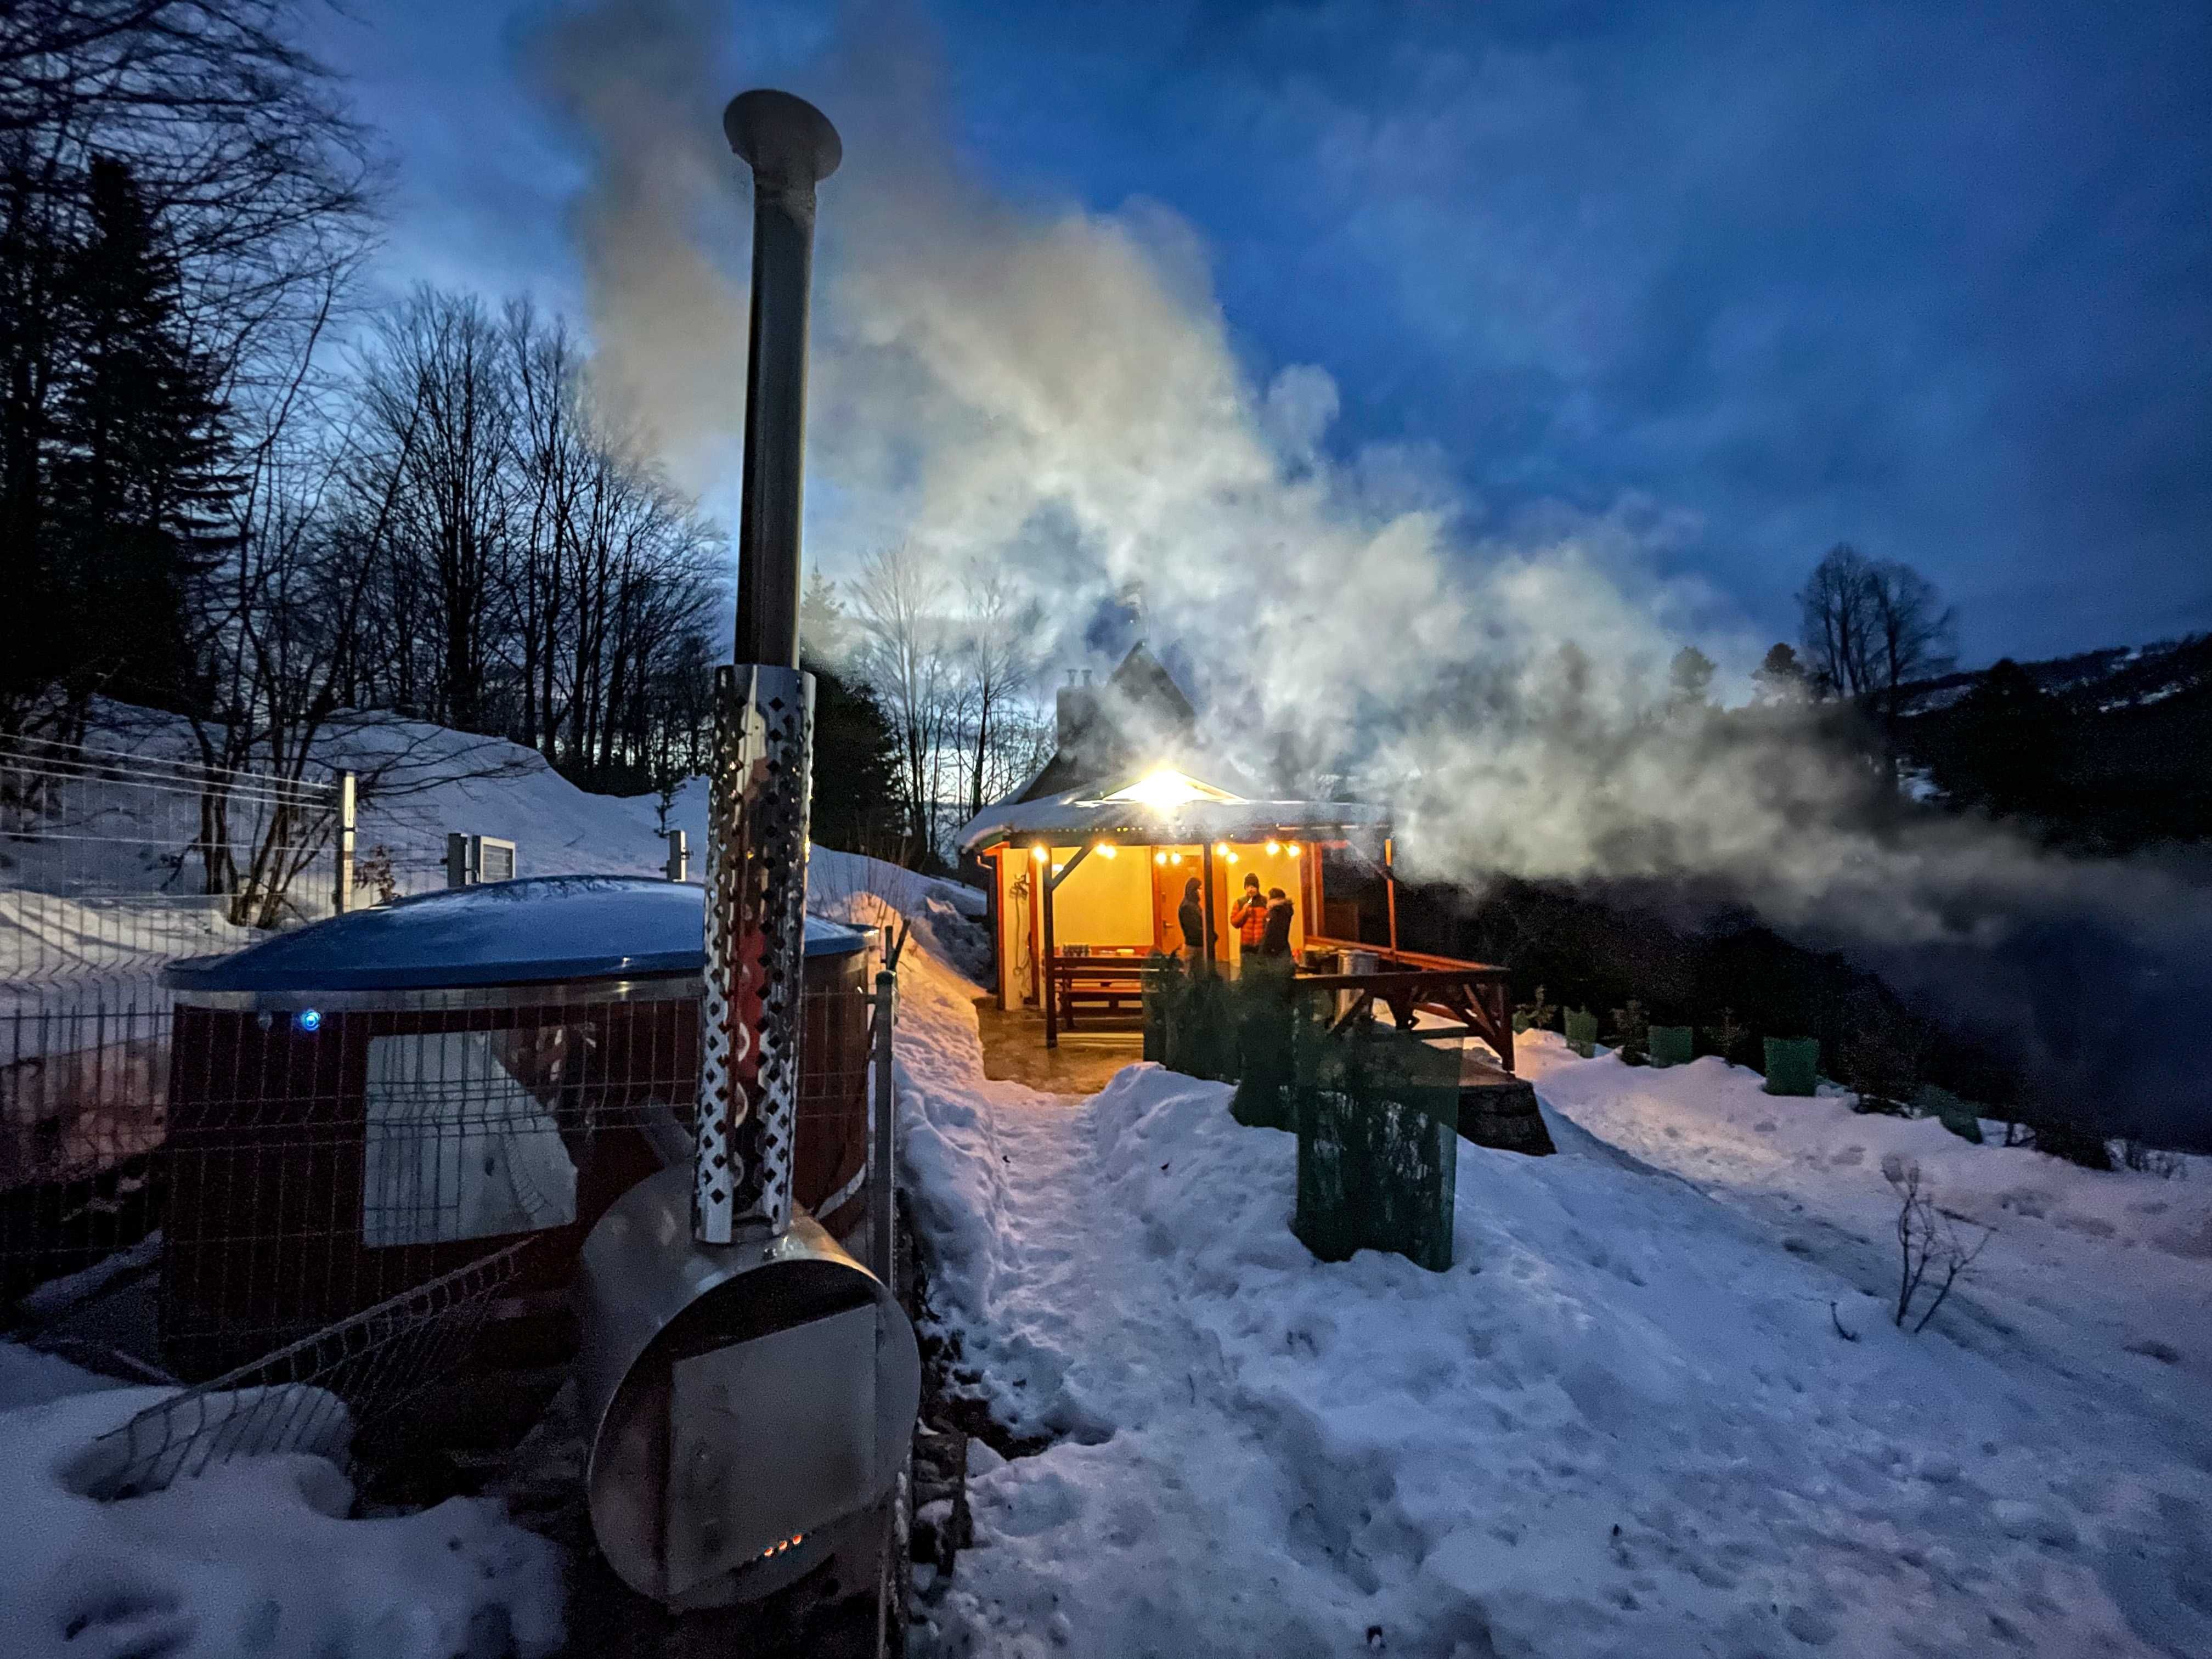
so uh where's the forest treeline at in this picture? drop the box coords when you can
[0,2,1057,883]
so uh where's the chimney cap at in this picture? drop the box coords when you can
[724,89,843,188]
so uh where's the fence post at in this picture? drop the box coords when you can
[334,771,356,915]
[868,966,898,1287]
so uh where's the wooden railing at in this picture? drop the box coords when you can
[1301,938,1514,1074]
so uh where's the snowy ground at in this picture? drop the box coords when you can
[0,1348,565,1658]
[894,944,2212,1657]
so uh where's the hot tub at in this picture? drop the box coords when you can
[159,876,873,1380]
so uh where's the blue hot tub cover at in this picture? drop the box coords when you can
[165,874,868,994]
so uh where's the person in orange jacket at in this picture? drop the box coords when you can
[1229,873,1268,960]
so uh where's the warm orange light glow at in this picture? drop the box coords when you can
[1214,842,1229,855]
[1265,840,1282,855]
[1170,851,1184,865]
[1030,845,1047,862]
[1225,851,1239,863]
[1286,842,1301,856]
[1103,767,1242,810]
[1153,851,1167,865]
[1096,842,1116,858]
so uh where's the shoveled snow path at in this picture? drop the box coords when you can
[895,955,2211,1659]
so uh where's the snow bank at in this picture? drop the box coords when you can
[1520,1034,2212,1386]
[0,1370,564,1658]
[893,968,2212,1656]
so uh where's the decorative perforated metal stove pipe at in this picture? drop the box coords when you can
[695,91,842,1247]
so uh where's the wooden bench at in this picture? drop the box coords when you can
[1050,953,1150,1030]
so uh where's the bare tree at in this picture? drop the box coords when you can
[1883,1156,1993,1333]
[1798,544,1956,782]
[956,564,1044,820]
[850,541,956,863]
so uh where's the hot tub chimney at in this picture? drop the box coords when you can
[695,90,843,1247]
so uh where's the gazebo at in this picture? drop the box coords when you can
[956,646,1515,1071]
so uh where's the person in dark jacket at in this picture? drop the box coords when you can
[1178,876,1207,963]
[1259,887,1295,956]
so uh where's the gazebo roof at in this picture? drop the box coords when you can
[956,771,1387,854]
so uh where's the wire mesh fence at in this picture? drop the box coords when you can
[162,972,879,1379]
[79,1238,532,1502]
[1,734,346,1312]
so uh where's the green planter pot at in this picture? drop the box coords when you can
[1564,1008,1599,1059]
[1763,1036,1820,1097]
[1647,1025,1694,1068]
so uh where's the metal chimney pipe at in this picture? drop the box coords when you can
[726,88,841,668]
[694,90,842,1248]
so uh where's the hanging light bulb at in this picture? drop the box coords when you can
[1153,851,1167,865]
[1285,843,1301,857]
[1214,842,1229,856]
[1170,851,1184,865]
[1265,840,1282,856]
[1224,850,1239,864]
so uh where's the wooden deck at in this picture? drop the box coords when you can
[972,996,1145,1096]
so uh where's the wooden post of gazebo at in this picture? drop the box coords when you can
[1042,848,1059,1047]
[1385,836,1400,955]
[1200,841,1219,971]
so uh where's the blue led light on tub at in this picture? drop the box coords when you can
[295,1008,323,1034]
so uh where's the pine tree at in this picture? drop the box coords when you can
[48,156,234,714]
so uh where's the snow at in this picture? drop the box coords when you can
[0,1372,565,1657]
[892,953,2212,1655]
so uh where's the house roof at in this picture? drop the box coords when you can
[964,642,1385,851]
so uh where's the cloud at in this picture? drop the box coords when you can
[524,0,2212,1143]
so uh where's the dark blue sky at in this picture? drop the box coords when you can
[313,0,2210,665]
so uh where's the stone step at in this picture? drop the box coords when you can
[1459,1059,1554,1157]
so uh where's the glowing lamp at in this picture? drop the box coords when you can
[1214,842,1229,856]
[1224,851,1239,864]
[1096,842,1116,858]
[1030,845,1048,862]
[1285,843,1301,857]
[1108,768,1215,811]
[295,1008,322,1034]
[1169,852,1184,866]
[1154,851,1167,865]
[1265,841,1281,855]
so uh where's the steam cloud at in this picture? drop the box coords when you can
[528,0,2210,1146]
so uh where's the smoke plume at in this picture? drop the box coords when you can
[526,0,2212,1146]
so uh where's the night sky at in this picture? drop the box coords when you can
[312,0,2210,667]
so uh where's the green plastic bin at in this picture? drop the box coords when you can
[1229,956,1298,1129]
[1291,1018,1459,1273]
[1647,1025,1694,1068]
[1914,1084,1985,1144]
[1564,1008,1599,1058]
[1763,1036,1820,1097]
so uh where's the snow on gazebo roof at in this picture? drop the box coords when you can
[955,766,1387,854]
